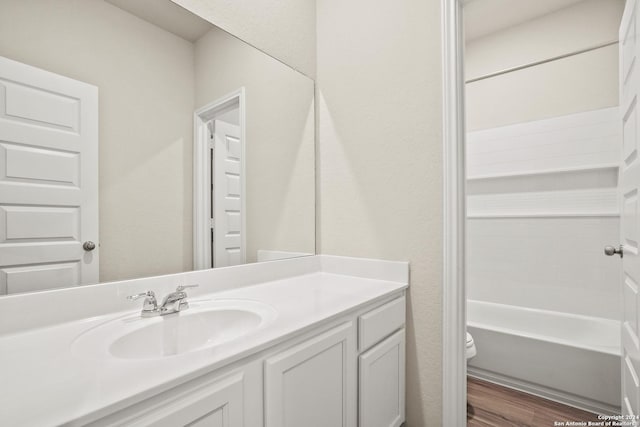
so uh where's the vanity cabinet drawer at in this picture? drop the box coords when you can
[358,296,405,352]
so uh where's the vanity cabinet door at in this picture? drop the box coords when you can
[264,322,356,427]
[359,329,405,427]
[90,371,247,427]
[143,374,242,427]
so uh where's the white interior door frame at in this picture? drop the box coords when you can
[193,88,246,270]
[441,0,467,425]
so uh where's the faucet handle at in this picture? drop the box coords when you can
[173,285,198,311]
[126,290,158,313]
[127,290,155,301]
[176,284,199,292]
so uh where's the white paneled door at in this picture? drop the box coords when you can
[621,0,640,418]
[0,56,98,295]
[212,120,244,268]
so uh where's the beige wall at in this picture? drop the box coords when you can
[172,0,316,78]
[195,26,315,262]
[0,0,195,282]
[465,0,624,131]
[317,0,443,425]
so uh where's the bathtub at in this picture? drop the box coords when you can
[467,300,621,415]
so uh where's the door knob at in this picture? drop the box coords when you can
[604,245,623,258]
[83,241,96,251]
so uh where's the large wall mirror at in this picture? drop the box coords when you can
[0,0,315,295]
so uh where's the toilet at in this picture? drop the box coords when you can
[466,332,478,416]
[466,332,477,360]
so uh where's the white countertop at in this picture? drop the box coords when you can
[0,256,408,427]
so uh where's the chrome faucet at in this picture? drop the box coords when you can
[127,285,199,317]
[160,285,199,313]
[127,290,158,317]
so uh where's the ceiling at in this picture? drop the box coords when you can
[464,0,586,41]
[108,0,588,47]
[105,0,212,43]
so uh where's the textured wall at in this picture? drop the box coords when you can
[0,0,195,282]
[171,0,316,78]
[465,0,624,130]
[316,0,443,424]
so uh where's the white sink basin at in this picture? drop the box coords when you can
[72,299,277,360]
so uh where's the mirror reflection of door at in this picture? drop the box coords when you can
[194,90,246,271]
[0,56,99,295]
[210,115,244,268]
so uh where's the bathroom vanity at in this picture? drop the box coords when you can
[0,255,408,427]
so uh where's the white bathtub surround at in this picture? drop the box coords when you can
[0,255,408,426]
[467,300,621,414]
[466,108,620,180]
[466,108,621,320]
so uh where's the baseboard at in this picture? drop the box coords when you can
[468,367,620,416]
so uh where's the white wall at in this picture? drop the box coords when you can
[195,26,316,263]
[465,0,624,131]
[317,0,443,424]
[465,0,624,320]
[465,0,624,81]
[0,0,195,282]
[172,0,316,78]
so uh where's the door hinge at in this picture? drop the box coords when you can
[210,218,215,229]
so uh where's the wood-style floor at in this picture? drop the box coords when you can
[467,377,602,426]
